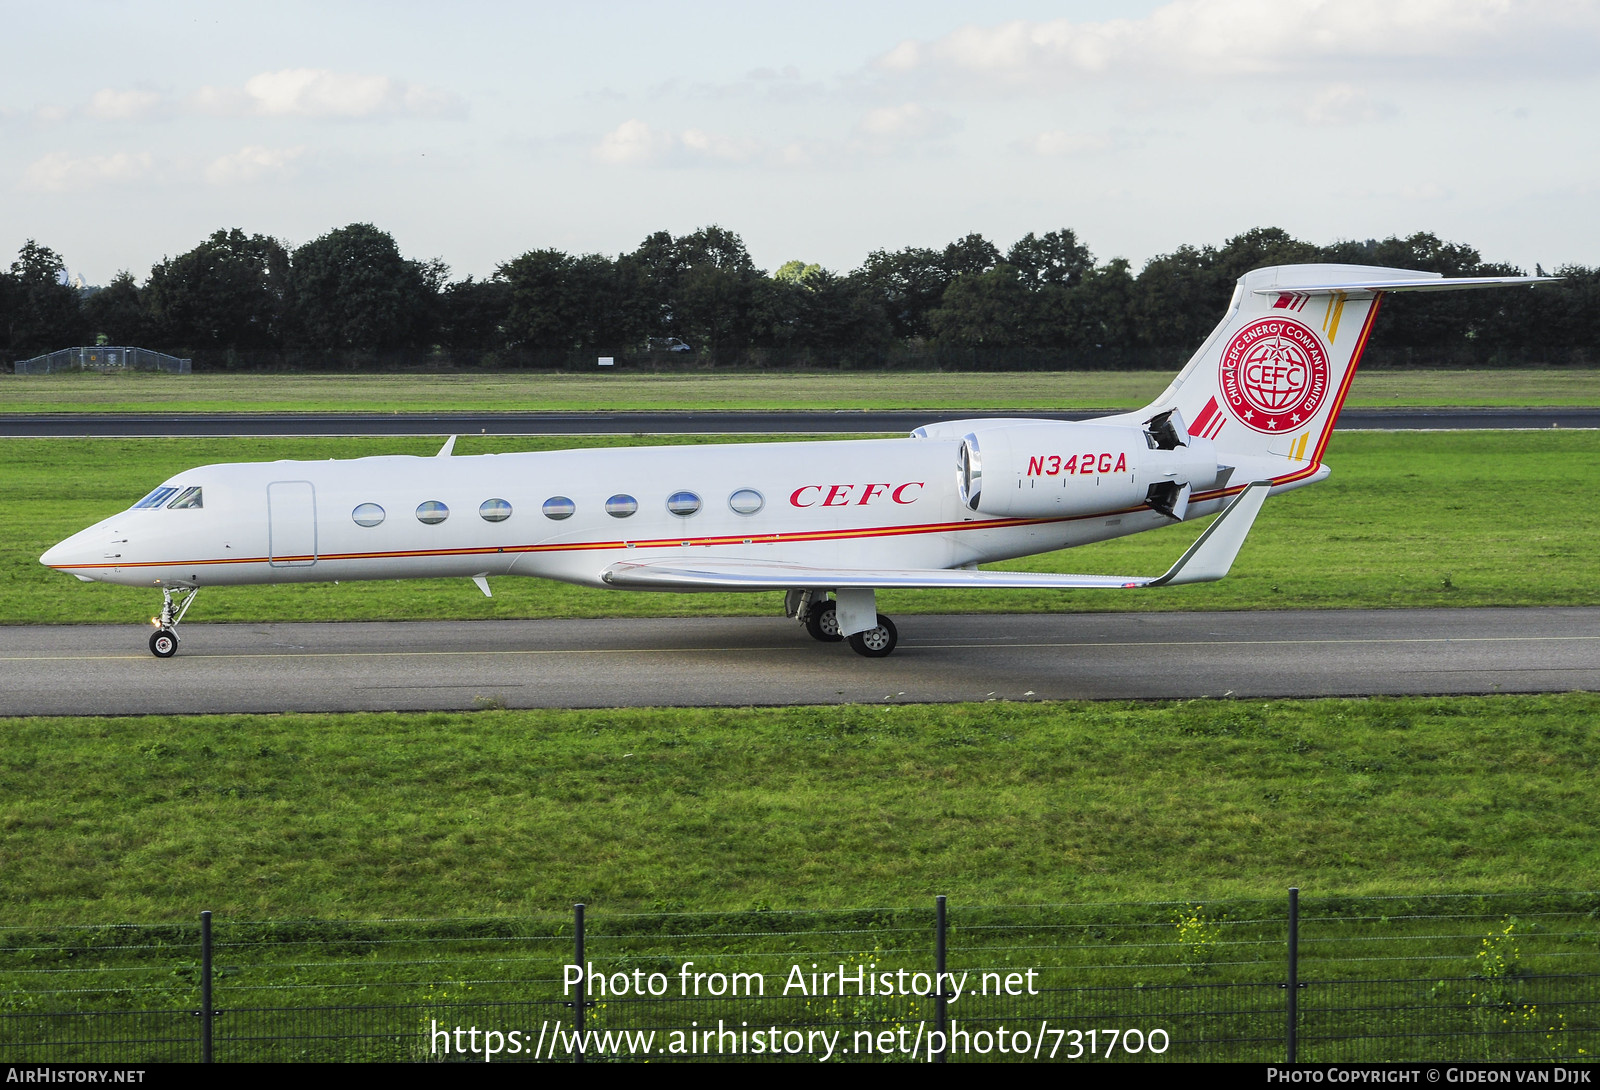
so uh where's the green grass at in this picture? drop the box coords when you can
[2,694,1595,924]
[6,431,1599,625]
[4,368,1598,413]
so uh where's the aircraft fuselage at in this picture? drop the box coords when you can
[42,433,1242,591]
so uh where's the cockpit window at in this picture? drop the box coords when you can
[132,486,180,510]
[167,486,204,510]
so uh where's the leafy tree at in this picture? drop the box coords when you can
[672,225,760,363]
[941,233,1001,279]
[1132,243,1226,361]
[1213,226,1321,284]
[1,240,84,358]
[81,271,149,345]
[756,265,892,362]
[1058,257,1139,354]
[284,223,435,353]
[144,229,288,355]
[856,246,949,340]
[500,248,582,350]
[437,276,513,357]
[1007,229,1094,290]
[929,264,1037,347]
[773,259,822,285]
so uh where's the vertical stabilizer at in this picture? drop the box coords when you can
[1135,264,1396,467]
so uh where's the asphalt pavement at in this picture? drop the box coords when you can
[2,608,1594,716]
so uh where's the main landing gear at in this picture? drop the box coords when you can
[148,585,200,658]
[786,590,900,658]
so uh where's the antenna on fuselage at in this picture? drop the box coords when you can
[436,435,457,457]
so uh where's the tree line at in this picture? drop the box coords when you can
[3,222,1596,371]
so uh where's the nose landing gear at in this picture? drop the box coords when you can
[148,585,200,658]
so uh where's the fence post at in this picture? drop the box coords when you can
[573,903,586,1064]
[935,894,948,1064]
[200,910,213,1064]
[1286,888,1299,1064]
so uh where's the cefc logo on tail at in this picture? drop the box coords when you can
[1219,317,1330,433]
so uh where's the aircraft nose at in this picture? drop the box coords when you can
[40,527,104,574]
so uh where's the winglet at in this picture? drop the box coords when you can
[1145,481,1270,587]
[437,435,457,458]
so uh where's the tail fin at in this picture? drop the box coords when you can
[1127,264,1550,467]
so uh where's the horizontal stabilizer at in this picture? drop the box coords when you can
[1252,275,1556,297]
[602,482,1271,592]
[1144,481,1269,587]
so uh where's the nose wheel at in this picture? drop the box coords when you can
[147,586,199,658]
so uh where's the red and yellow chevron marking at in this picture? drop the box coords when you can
[1190,396,1226,441]
[1309,292,1382,466]
[1321,291,1348,344]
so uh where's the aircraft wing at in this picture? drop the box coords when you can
[603,482,1270,592]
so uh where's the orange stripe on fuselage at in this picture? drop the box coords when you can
[48,511,1099,572]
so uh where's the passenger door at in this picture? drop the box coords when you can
[267,481,318,567]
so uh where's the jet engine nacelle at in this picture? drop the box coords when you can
[956,421,1220,520]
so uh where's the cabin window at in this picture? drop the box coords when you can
[729,488,764,515]
[542,496,576,520]
[167,486,204,510]
[352,503,386,527]
[132,486,180,510]
[605,494,638,518]
[416,500,449,525]
[479,498,512,522]
[666,490,701,517]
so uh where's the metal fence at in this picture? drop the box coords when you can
[2,891,1595,1063]
[14,346,192,374]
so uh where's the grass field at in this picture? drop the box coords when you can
[3,368,1598,413]
[6,430,1598,626]
[2,693,1595,923]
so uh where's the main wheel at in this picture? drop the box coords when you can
[847,614,898,658]
[149,628,178,658]
[804,600,843,642]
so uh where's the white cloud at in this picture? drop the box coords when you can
[1298,84,1398,126]
[681,128,762,163]
[856,102,957,141]
[20,151,154,192]
[204,145,307,185]
[874,1,1600,86]
[594,119,679,165]
[194,69,462,119]
[1025,129,1116,156]
[594,119,765,166]
[85,88,165,121]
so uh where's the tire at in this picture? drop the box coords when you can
[804,600,843,642]
[847,614,898,658]
[149,629,178,658]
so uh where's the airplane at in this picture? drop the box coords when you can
[40,263,1550,658]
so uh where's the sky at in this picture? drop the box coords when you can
[3,0,1598,285]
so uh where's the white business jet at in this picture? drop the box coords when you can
[41,264,1548,658]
